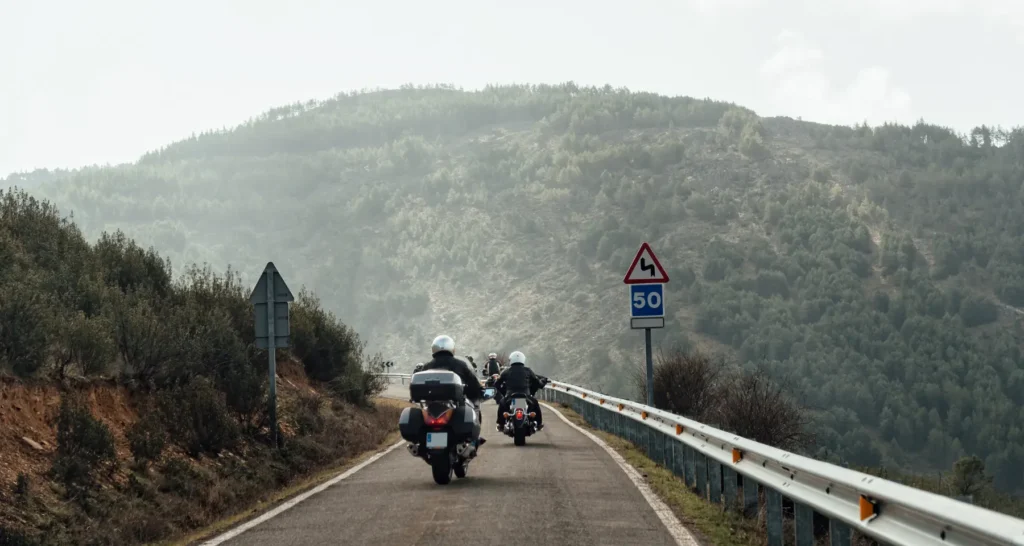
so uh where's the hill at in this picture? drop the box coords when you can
[14,83,1024,493]
[0,189,398,545]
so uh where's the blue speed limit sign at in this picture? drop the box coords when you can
[629,284,664,318]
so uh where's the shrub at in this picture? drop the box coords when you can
[158,377,239,457]
[631,348,724,420]
[51,394,117,497]
[711,366,812,451]
[52,312,116,379]
[290,288,364,382]
[328,354,389,407]
[127,403,167,466]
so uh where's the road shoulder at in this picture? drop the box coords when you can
[546,402,761,546]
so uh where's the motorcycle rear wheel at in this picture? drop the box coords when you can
[431,454,453,484]
[514,427,526,446]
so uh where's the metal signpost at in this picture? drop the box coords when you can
[623,242,669,406]
[250,262,295,447]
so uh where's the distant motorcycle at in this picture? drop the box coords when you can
[398,370,494,485]
[500,376,549,446]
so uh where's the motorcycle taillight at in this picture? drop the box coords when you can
[514,408,524,419]
[423,408,453,427]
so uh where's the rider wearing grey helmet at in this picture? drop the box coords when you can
[421,334,486,446]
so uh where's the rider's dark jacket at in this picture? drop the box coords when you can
[485,358,501,375]
[494,362,542,397]
[421,351,484,401]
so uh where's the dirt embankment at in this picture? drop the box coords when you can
[0,358,402,546]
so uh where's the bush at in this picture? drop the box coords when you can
[290,288,364,382]
[328,354,389,407]
[158,377,239,457]
[290,391,327,436]
[127,403,167,466]
[51,394,117,496]
[52,312,116,379]
[0,278,51,377]
[631,348,724,420]
[711,366,812,451]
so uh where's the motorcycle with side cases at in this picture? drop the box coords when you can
[398,370,494,484]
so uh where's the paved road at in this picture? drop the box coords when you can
[209,388,686,545]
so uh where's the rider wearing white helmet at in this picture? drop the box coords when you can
[493,350,544,431]
[420,335,486,446]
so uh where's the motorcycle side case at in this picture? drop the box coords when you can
[449,404,480,438]
[398,407,425,442]
[409,370,465,402]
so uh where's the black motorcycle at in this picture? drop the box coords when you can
[500,376,549,446]
[398,370,494,484]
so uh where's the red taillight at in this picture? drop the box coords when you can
[514,408,524,419]
[423,408,453,427]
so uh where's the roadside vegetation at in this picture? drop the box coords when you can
[621,347,1023,540]
[0,189,397,545]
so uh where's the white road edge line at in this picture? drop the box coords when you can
[199,439,406,546]
[542,403,701,546]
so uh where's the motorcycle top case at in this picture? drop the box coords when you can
[409,370,465,402]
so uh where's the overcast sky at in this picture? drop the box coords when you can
[3,0,1023,177]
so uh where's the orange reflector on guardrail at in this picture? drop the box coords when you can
[732,448,742,463]
[617,404,624,411]
[599,399,605,404]
[859,495,877,521]
[675,424,683,435]
[641,411,648,420]
[581,393,587,398]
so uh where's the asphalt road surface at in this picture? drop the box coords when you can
[204,386,691,546]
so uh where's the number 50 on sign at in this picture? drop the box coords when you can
[629,284,664,318]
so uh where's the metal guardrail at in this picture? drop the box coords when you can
[540,380,1024,546]
[377,372,1024,545]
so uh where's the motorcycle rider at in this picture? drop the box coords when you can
[494,350,544,431]
[421,335,486,447]
[485,352,501,376]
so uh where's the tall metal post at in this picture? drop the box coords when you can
[266,270,278,447]
[645,327,654,406]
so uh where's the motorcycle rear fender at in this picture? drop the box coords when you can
[398,407,424,442]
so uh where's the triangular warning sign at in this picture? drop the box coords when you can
[623,242,670,284]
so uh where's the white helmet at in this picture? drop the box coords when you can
[488,352,497,360]
[509,351,526,365]
[431,335,455,355]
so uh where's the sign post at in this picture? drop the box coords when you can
[623,242,669,407]
[250,262,295,448]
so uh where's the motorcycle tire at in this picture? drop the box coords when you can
[514,427,526,446]
[431,454,453,485]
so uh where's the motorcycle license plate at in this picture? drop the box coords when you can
[425,432,448,449]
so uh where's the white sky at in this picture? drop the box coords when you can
[2,0,1023,176]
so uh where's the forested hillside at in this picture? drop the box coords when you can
[11,83,1024,493]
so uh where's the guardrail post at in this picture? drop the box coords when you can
[828,519,851,546]
[688,444,696,487]
[742,476,758,518]
[709,459,723,504]
[766,488,784,546]
[723,467,738,510]
[695,453,708,498]
[794,503,813,546]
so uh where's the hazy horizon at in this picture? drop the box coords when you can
[4,0,1024,177]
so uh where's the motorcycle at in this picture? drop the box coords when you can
[500,376,549,446]
[398,370,494,485]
